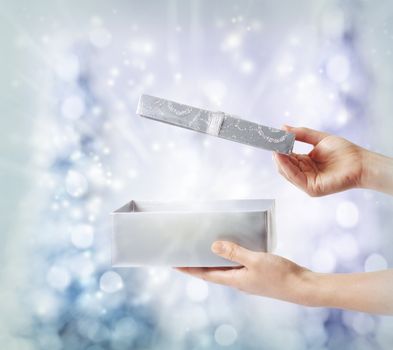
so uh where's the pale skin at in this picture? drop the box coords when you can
[174,125,393,314]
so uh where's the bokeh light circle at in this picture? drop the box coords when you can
[99,271,123,293]
[364,253,388,272]
[214,324,238,346]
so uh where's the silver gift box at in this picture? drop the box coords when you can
[111,199,276,267]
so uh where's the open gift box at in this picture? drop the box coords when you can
[111,199,276,267]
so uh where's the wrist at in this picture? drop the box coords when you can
[294,270,333,308]
[291,269,322,307]
[359,149,376,189]
[360,149,393,194]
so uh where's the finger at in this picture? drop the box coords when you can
[274,153,307,190]
[282,125,328,146]
[274,153,300,179]
[275,160,303,190]
[211,241,257,267]
[174,266,240,286]
[287,154,300,167]
[275,162,300,188]
[273,153,294,182]
[174,266,236,272]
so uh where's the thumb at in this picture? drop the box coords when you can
[211,241,256,267]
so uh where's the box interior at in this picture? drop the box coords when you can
[114,199,274,213]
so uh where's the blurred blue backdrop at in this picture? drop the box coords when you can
[1,0,393,349]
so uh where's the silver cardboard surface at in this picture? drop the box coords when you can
[137,94,295,154]
[112,199,275,267]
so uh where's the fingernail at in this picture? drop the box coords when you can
[211,241,226,254]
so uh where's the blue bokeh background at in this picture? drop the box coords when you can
[1,1,393,349]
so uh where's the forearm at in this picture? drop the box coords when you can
[361,149,393,195]
[302,269,393,314]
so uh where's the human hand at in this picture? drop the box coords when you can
[174,241,313,305]
[174,241,393,314]
[273,125,366,196]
